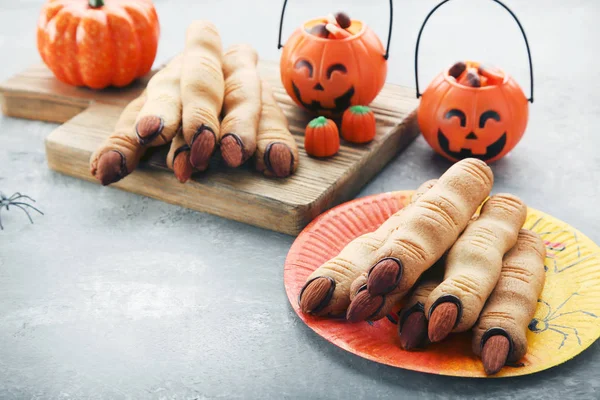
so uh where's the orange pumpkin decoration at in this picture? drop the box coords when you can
[37,0,160,89]
[341,105,376,144]
[418,61,529,163]
[277,1,393,116]
[305,116,340,157]
[414,0,534,163]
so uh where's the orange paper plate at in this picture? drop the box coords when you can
[284,191,600,378]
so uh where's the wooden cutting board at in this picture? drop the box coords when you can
[0,61,420,235]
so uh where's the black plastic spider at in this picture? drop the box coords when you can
[0,192,44,230]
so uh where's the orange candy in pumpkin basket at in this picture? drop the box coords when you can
[277,0,394,116]
[415,0,534,163]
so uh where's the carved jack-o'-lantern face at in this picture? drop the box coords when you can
[291,59,354,114]
[280,19,387,116]
[418,66,529,163]
[437,106,507,161]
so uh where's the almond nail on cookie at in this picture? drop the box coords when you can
[255,80,299,178]
[90,54,184,185]
[300,158,493,319]
[398,263,444,351]
[425,194,528,343]
[90,92,147,186]
[181,20,225,171]
[220,44,261,168]
[134,54,184,146]
[472,229,546,375]
[166,127,193,183]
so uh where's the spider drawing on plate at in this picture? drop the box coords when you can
[528,292,598,349]
[0,191,44,230]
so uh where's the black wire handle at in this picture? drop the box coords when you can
[278,0,394,60]
[414,0,534,103]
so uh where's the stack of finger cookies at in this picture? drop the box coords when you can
[298,158,546,376]
[90,20,299,186]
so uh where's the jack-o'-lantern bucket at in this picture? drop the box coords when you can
[415,0,534,163]
[277,0,393,116]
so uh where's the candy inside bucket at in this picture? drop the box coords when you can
[447,61,506,88]
[304,16,364,39]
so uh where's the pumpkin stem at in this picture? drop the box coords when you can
[88,0,104,8]
[309,116,329,128]
[349,105,371,115]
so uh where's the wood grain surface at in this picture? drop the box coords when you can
[0,62,420,235]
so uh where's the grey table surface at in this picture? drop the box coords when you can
[1,0,599,399]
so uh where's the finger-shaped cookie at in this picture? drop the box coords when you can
[411,179,438,202]
[220,44,261,168]
[345,180,440,319]
[255,80,299,178]
[90,92,147,185]
[181,20,224,171]
[345,160,494,322]
[398,263,444,350]
[166,127,193,183]
[397,180,463,348]
[134,54,184,146]
[299,158,493,318]
[347,179,438,295]
[472,229,546,375]
[425,194,528,343]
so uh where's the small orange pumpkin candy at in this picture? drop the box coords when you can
[305,116,340,158]
[37,0,160,89]
[341,105,376,144]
